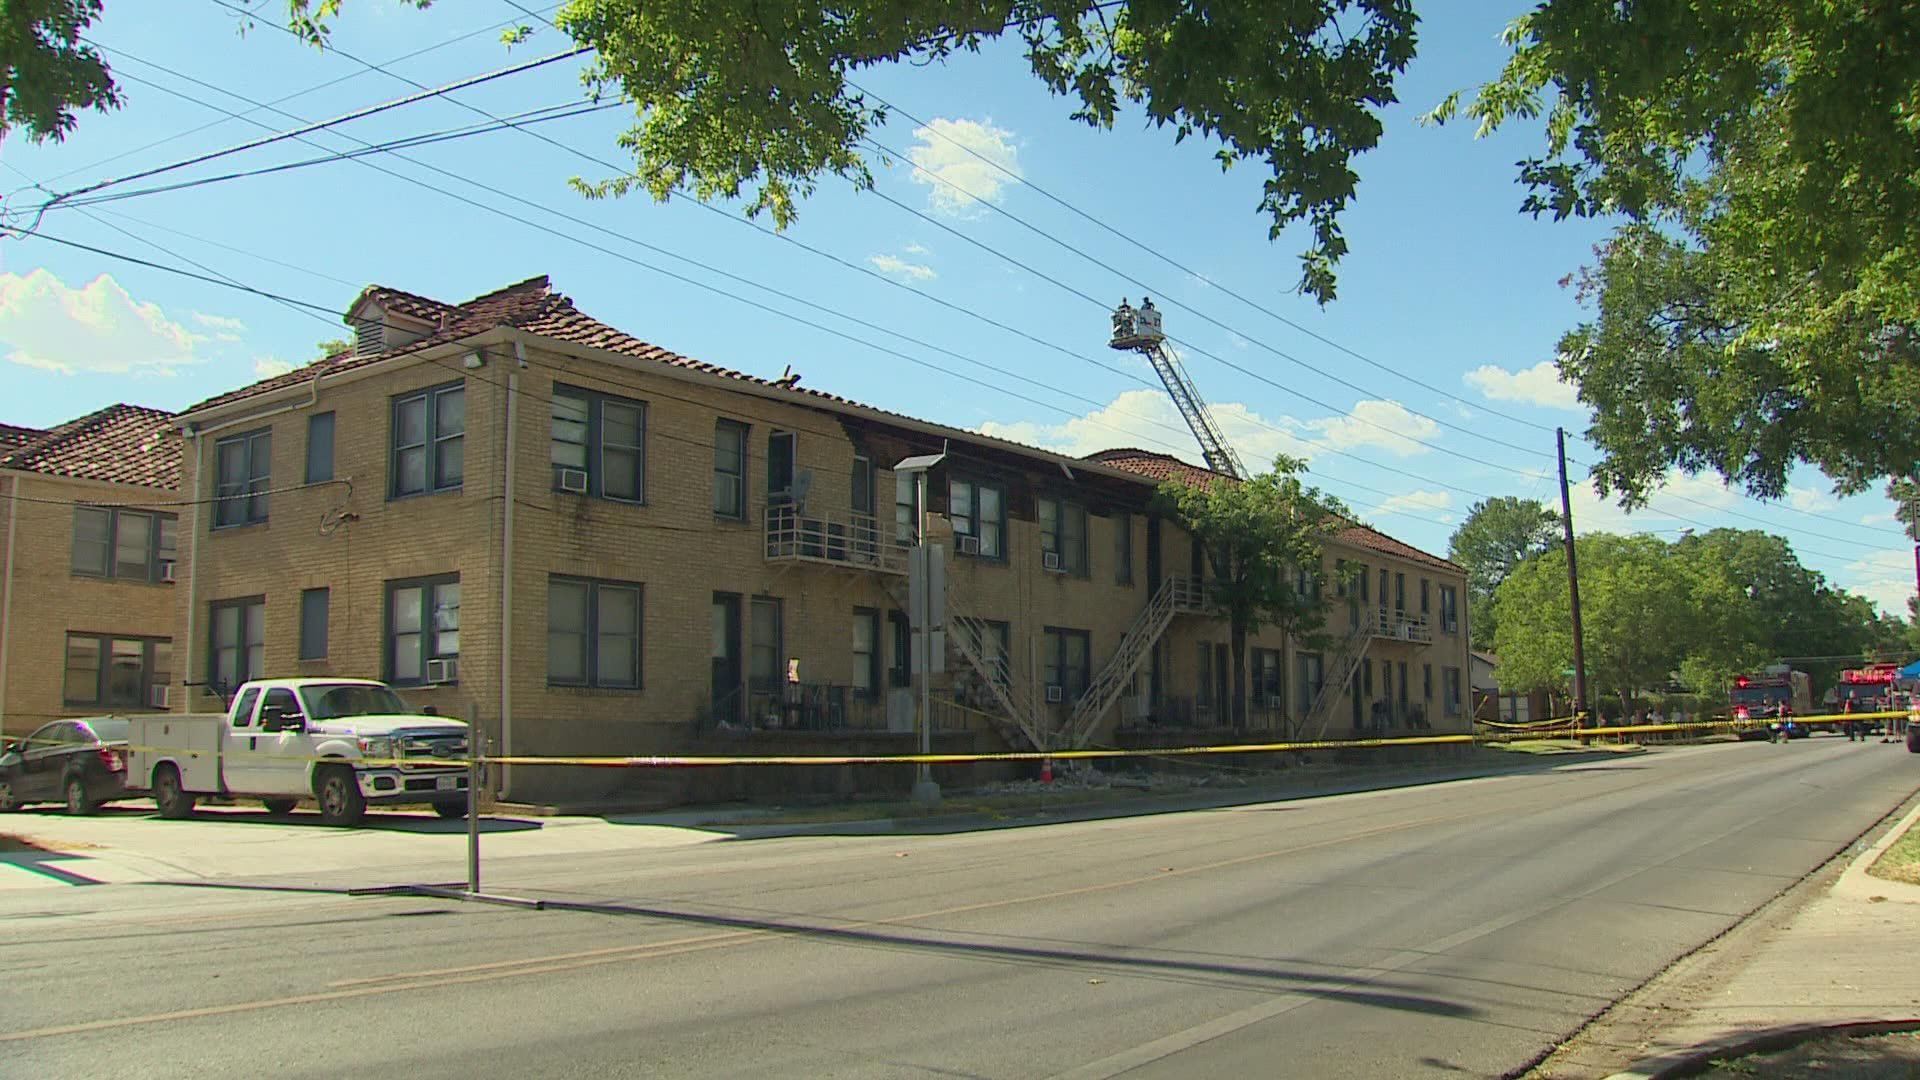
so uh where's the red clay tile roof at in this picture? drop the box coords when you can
[1083,448,1461,573]
[0,423,44,452]
[1,405,180,490]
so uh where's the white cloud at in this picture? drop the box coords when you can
[253,357,296,378]
[1564,472,1738,536]
[1786,484,1836,513]
[1862,509,1898,528]
[907,117,1022,216]
[1463,361,1581,411]
[902,242,929,255]
[1841,550,1915,618]
[193,312,245,332]
[0,269,206,376]
[1306,399,1440,457]
[1371,489,1455,525]
[867,253,937,282]
[975,390,1440,473]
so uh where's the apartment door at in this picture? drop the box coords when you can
[1397,661,1410,725]
[1214,642,1231,725]
[1395,573,1406,616]
[1378,568,1389,622]
[711,593,743,724]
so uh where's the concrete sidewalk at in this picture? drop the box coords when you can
[1578,795,1920,1079]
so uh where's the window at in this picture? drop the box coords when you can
[895,472,919,544]
[766,432,796,501]
[209,597,264,694]
[1420,578,1431,615]
[299,588,329,660]
[305,411,335,484]
[1038,497,1088,576]
[214,429,271,527]
[713,420,747,518]
[1362,658,1373,698]
[1357,564,1370,603]
[1395,573,1406,613]
[749,596,783,691]
[888,611,911,687]
[1295,565,1321,600]
[391,383,464,498]
[950,478,1006,559]
[552,385,645,502]
[1334,559,1348,597]
[1197,641,1215,710]
[63,634,171,708]
[548,576,642,689]
[1296,652,1324,715]
[386,575,460,686]
[852,456,875,515]
[72,506,177,582]
[1252,649,1283,707]
[1424,663,1433,701]
[1044,627,1091,700]
[1444,666,1463,715]
[1439,586,1460,634]
[852,608,879,698]
[1114,512,1133,584]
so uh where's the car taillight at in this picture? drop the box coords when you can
[98,747,125,773]
[1734,706,1750,720]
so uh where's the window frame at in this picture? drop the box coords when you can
[1251,648,1283,706]
[213,428,272,528]
[62,632,172,709]
[949,476,1007,561]
[1439,585,1460,634]
[551,384,648,504]
[748,595,784,693]
[384,574,461,687]
[208,596,265,695]
[1044,626,1091,701]
[305,411,335,485]
[1444,666,1463,715]
[1114,512,1133,585]
[852,607,880,700]
[389,381,466,499]
[546,575,643,690]
[1038,496,1089,577]
[713,418,749,520]
[298,587,330,661]
[71,506,177,583]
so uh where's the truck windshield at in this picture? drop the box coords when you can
[1730,686,1787,707]
[302,684,412,720]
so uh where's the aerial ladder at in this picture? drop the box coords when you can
[1108,298,1248,480]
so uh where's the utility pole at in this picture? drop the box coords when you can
[1556,428,1590,723]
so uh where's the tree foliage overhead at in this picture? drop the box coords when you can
[1158,454,1346,730]
[0,0,118,144]
[1447,496,1559,650]
[1432,2,1920,504]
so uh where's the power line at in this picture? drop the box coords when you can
[4,228,346,316]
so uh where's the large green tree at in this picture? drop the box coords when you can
[1432,3,1920,503]
[1158,454,1345,732]
[0,0,117,143]
[1446,496,1559,650]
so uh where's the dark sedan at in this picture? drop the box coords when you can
[0,717,132,814]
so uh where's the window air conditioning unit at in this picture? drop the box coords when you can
[1044,684,1064,704]
[957,535,981,556]
[557,467,589,494]
[157,559,177,583]
[1266,693,1285,709]
[1042,551,1064,573]
[149,685,171,709]
[425,658,459,685]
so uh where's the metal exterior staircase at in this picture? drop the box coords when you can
[1064,575,1207,748]
[948,597,1049,751]
[1301,619,1372,741]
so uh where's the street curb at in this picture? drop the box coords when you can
[701,750,1650,840]
[1600,1019,1920,1079]
[1833,796,1920,903]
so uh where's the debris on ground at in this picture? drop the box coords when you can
[973,766,1257,797]
[1696,1030,1920,1078]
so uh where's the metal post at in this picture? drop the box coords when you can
[467,735,481,894]
[1556,428,1590,723]
[913,470,940,804]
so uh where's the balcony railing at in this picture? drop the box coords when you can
[1357,609,1434,644]
[763,505,908,575]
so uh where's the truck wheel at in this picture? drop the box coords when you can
[63,774,96,816]
[153,765,195,820]
[432,800,469,820]
[315,767,366,827]
[262,798,298,816]
[1907,729,1920,754]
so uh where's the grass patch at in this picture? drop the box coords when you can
[1485,738,1644,756]
[1869,817,1920,885]
[702,786,1158,827]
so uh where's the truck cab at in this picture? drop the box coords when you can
[128,678,473,826]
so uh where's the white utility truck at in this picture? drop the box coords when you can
[126,678,472,826]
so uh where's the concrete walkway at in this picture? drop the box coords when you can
[1586,794,1920,1079]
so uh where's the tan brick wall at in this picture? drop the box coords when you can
[1,473,182,735]
[176,335,1474,802]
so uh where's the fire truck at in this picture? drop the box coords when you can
[1837,663,1903,735]
[1730,668,1813,740]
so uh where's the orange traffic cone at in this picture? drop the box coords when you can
[1041,758,1054,784]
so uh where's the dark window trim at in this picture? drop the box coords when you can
[305,411,336,485]
[1043,625,1092,700]
[207,595,265,696]
[547,574,644,690]
[748,594,784,693]
[62,632,173,709]
[213,428,271,528]
[552,383,648,504]
[852,607,881,700]
[950,476,1009,563]
[1114,512,1133,585]
[713,418,749,521]
[298,587,330,661]
[389,381,465,500]
[384,574,461,687]
[71,505,178,583]
[1038,496,1090,578]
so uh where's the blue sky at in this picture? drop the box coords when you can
[2,0,1914,616]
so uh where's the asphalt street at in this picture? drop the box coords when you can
[3,737,1916,1080]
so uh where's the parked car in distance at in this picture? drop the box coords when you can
[0,717,132,814]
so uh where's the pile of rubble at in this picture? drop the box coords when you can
[975,764,1256,798]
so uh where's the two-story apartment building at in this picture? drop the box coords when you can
[170,274,1471,805]
[0,406,182,737]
